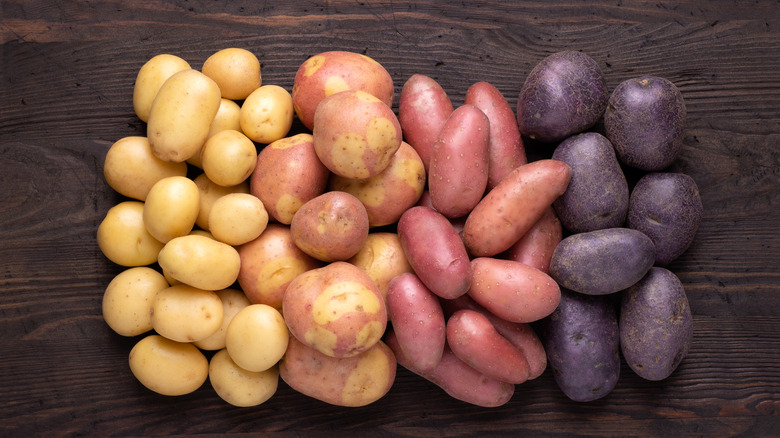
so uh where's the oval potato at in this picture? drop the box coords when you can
[132,54,191,123]
[398,74,453,172]
[128,334,208,396]
[151,284,224,343]
[157,234,241,291]
[209,349,278,407]
[201,47,262,101]
[97,201,164,267]
[103,136,188,201]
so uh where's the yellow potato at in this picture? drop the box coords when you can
[193,173,249,230]
[208,193,269,246]
[103,136,187,201]
[347,232,413,304]
[97,201,164,267]
[129,334,208,396]
[102,267,169,337]
[201,48,262,101]
[225,304,289,372]
[194,288,252,351]
[209,349,279,407]
[201,129,258,187]
[188,98,243,168]
[157,234,241,291]
[151,284,224,343]
[147,69,221,162]
[239,85,294,144]
[132,54,191,123]
[143,176,200,243]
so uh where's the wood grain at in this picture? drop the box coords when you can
[1,1,779,436]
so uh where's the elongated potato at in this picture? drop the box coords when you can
[502,206,562,274]
[132,54,191,123]
[398,74,454,172]
[157,234,241,291]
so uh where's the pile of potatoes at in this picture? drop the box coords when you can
[97,47,700,408]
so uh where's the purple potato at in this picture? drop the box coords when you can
[540,288,620,402]
[627,172,703,266]
[549,228,655,295]
[516,51,608,143]
[620,267,693,381]
[604,76,686,171]
[552,132,629,233]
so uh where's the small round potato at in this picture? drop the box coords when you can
[209,348,279,407]
[103,136,188,201]
[193,173,249,230]
[225,304,289,372]
[208,193,269,246]
[102,267,169,337]
[151,284,224,343]
[97,201,164,267]
[157,234,241,291]
[143,176,200,243]
[240,85,294,144]
[194,288,252,351]
[132,54,191,123]
[129,334,209,396]
[201,48,262,101]
[201,129,258,187]
[188,99,243,168]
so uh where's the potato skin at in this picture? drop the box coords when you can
[620,267,693,381]
[398,74,454,172]
[552,132,629,233]
[103,136,188,201]
[397,206,472,299]
[502,206,562,274]
[347,232,413,303]
[132,54,191,123]
[516,51,608,143]
[540,289,620,402]
[627,172,703,266]
[549,228,655,295]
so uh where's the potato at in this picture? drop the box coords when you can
[290,191,369,262]
[464,81,526,189]
[157,234,241,291]
[147,69,222,162]
[193,173,249,231]
[292,50,394,130]
[516,51,608,143]
[397,206,472,299]
[386,273,446,373]
[237,224,322,310]
[194,288,252,351]
[103,136,187,201]
[385,329,514,408]
[250,133,330,224]
[447,309,531,384]
[429,104,490,219]
[502,206,562,274]
[463,159,572,257]
[97,201,164,267]
[549,228,655,295]
[239,84,294,144]
[102,267,169,337]
[201,47,262,101]
[620,267,693,381]
[128,334,208,396]
[551,132,629,233]
[540,289,620,402]
[329,141,426,227]
[143,176,200,243]
[279,335,396,407]
[225,304,289,372]
[209,349,278,407]
[283,261,387,358]
[398,73,454,172]
[468,257,560,323]
[208,193,268,246]
[188,98,244,168]
[201,129,258,187]
[151,284,223,343]
[605,76,686,171]
[347,232,413,303]
[627,172,703,266]
[313,89,402,180]
[132,54,191,123]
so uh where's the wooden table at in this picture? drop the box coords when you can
[2,1,779,436]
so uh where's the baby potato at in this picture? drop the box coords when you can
[209,348,279,407]
[132,54,191,123]
[201,129,258,187]
[97,201,164,267]
[225,304,289,372]
[208,193,269,246]
[194,288,252,351]
[193,173,249,231]
[102,267,169,337]
[201,47,262,101]
[240,85,294,144]
[347,232,413,303]
[157,234,241,291]
[143,176,200,243]
[151,284,224,343]
[103,136,187,201]
[188,99,244,168]
[129,334,208,396]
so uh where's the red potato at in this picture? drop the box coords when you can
[397,206,472,299]
[464,82,527,190]
[386,272,446,373]
[447,309,531,384]
[502,206,563,274]
[468,257,561,323]
[463,159,572,257]
[398,74,454,172]
[429,104,490,219]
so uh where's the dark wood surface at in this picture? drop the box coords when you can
[2,1,779,436]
